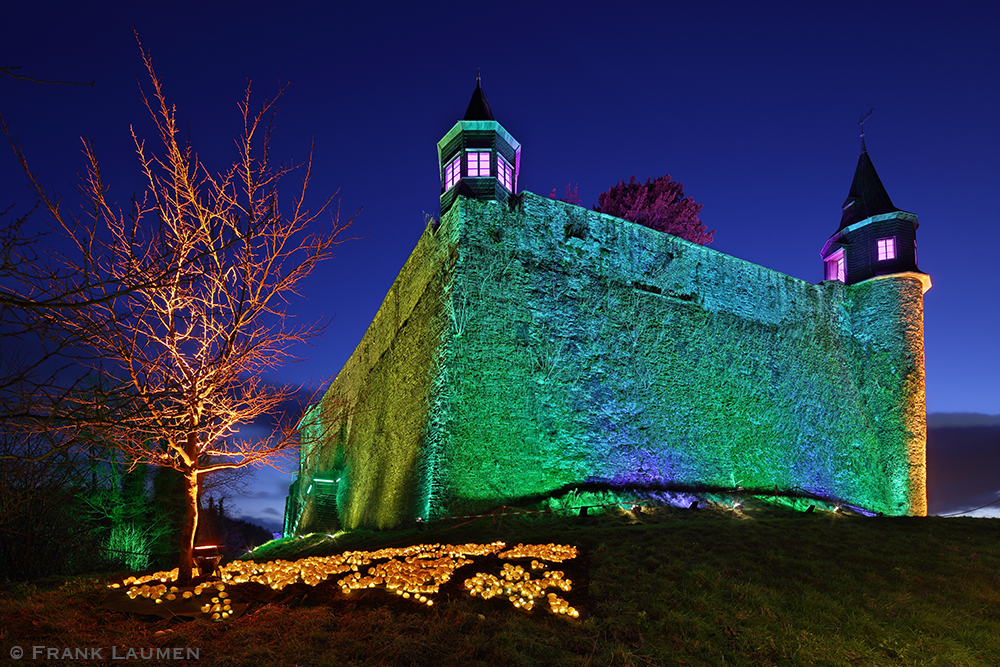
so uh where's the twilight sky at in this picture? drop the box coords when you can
[3,1,998,529]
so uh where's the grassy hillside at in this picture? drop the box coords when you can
[2,503,999,666]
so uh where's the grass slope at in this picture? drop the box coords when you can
[2,504,999,666]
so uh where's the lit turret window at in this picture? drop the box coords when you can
[467,150,491,177]
[498,155,513,191]
[445,154,461,190]
[825,249,845,282]
[877,237,896,261]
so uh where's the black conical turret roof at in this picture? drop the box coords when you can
[838,141,899,230]
[463,76,494,121]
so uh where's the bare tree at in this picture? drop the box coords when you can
[15,46,352,582]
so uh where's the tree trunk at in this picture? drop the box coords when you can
[178,469,199,583]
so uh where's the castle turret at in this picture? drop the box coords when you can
[819,129,930,516]
[437,77,521,214]
[820,136,929,292]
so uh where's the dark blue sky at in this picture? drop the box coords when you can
[4,1,998,528]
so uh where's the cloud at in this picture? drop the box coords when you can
[251,490,285,500]
[928,419,1000,515]
[960,508,1000,519]
[241,514,283,533]
[247,382,323,432]
[927,412,1000,428]
[940,500,1000,518]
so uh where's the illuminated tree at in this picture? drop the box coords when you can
[15,47,352,582]
[595,175,714,245]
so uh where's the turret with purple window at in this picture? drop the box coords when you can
[437,77,521,215]
[820,135,930,293]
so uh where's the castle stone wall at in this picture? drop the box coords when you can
[290,220,455,531]
[289,193,926,532]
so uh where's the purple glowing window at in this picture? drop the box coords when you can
[825,250,845,282]
[467,150,491,177]
[877,237,896,261]
[498,155,513,191]
[445,154,461,190]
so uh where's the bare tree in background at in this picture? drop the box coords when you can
[7,45,352,582]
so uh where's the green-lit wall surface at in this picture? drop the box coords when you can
[288,193,927,532]
[290,219,455,531]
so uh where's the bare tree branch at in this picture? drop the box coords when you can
[0,66,94,86]
[3,43,356,581]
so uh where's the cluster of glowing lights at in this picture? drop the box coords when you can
[219,541,505,606]
[464,561,578,617]
[110,541,580,620]
[108,572,233,620]
[111,568,180,586]
[498,542,578,562]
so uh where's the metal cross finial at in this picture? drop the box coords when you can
[853,108,873,153]
[477,68,481,86]
[853,108,874,137]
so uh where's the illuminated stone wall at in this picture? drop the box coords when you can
[287,192,927,532]
[286,222,454,531]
